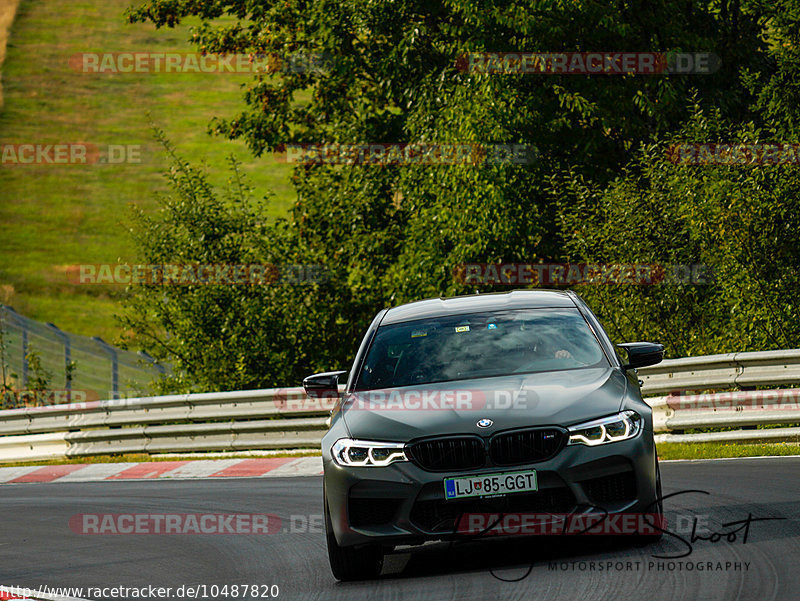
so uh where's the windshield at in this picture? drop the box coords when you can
[355,308,609,390]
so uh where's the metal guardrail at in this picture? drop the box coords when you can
[0,349,799,462]
[0,389,329,462]
[637,349,800,444]
[638,349,800,394]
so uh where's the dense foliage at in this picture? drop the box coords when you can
[121,0,800,391]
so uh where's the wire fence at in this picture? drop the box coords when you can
[0,305,167,408]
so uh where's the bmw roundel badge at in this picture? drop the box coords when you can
[477,418,494,428]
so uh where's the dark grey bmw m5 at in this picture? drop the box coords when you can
[304,290,665,581]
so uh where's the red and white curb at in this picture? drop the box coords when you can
[0,457,322,485]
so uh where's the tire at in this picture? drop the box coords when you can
[634,458,664,546]
[324,490,383,581]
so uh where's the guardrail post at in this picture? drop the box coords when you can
[737,384,758,429]
[46,322,72,402]
[0,306,29,406]
[92,337,118,399]
[2,306,28,388]
[21,328,27,388]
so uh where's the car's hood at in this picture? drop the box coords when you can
[341,367,628,441]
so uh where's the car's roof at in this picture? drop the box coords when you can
[380,290,577,325]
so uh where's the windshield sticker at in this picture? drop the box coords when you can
[487,323,498,329]
[411,330,428,338]
[455,325,470,333]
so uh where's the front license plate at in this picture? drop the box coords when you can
[444,470,537,500]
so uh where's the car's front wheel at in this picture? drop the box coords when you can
[324,490,383,581]
[634,458,664,545]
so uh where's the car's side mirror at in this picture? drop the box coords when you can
[617,342,664,370]
[303,370,348,399]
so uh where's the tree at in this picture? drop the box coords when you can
[120,0,798,388]
[557,105,800,355]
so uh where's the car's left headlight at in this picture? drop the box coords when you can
[567,410,642,446]
[331,438,408,467]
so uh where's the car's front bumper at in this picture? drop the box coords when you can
[323,431,659,548]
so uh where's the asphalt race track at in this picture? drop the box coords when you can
[1,457,798,601]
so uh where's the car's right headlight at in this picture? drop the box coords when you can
[331,438,408,467]
[567,410,642,446]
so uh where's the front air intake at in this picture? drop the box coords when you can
[489,428,565,465]
[406,436,486,471]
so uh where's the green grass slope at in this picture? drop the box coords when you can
[0,0,294,342]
